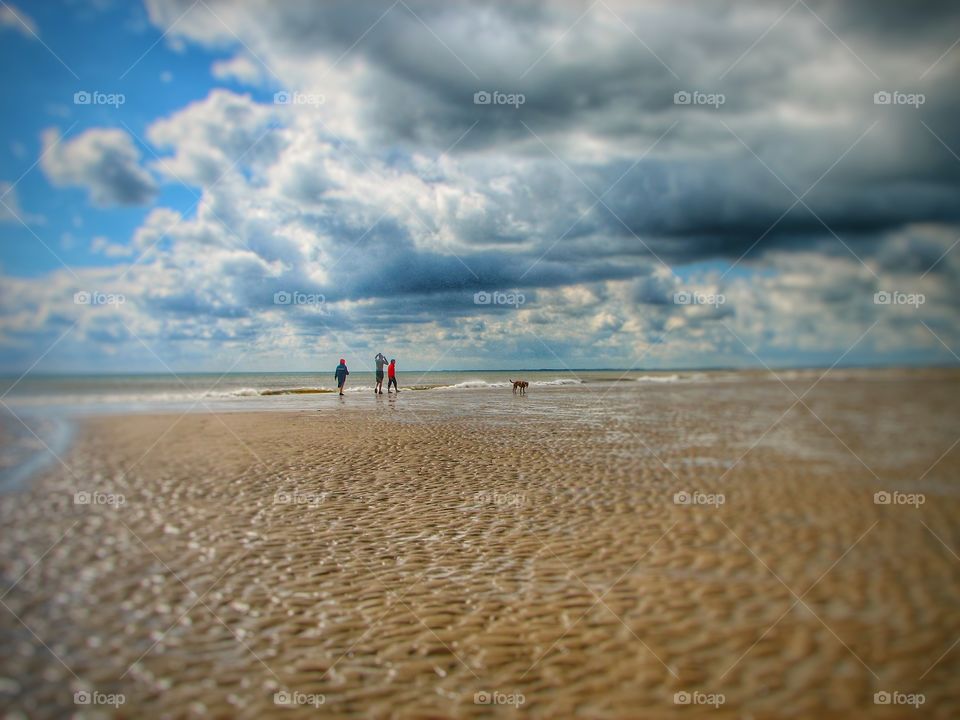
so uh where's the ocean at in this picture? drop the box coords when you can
[0,369,765,415]
[0,366,931,492]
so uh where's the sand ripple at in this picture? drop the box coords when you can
[1,376,959,718]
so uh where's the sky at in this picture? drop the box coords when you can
[0,0,959,373]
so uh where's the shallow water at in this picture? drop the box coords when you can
[0,366,933,416]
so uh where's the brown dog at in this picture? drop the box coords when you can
[510,379,528,395]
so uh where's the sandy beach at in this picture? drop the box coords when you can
[2,371,960,718]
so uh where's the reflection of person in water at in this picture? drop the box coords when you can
[387,358,398,393]
[334,358,349,396]
[374,352,388,395]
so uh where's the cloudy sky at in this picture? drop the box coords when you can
[0,0,958,373]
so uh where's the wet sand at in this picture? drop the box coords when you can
[2,373,960,718]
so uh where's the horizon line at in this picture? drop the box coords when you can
[1,361,956,379]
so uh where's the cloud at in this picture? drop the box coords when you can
[0,182,45,225]
[91,236,134,258]
[146,89,280,186]
[140,0,960,250]
[2,1,960,371]
[0,4,38,37]
[0,182,23,223]
[40,128,158,206]
[211,54,265,84]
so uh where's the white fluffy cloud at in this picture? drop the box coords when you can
[40,128,158,206]
[146,89,280,187]
[211,54,265,84]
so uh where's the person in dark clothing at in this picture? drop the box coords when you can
[387,358,398,393]
[374,352,388,394]
[334,358,349,395]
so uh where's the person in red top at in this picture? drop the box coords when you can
[387,358,399,393]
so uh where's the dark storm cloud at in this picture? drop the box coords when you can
[28,0,940,372]
[147,0,960,272]
[806,0,960,46]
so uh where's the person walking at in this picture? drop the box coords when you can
[334,358,349,396]
[374,352,388,394]
[387,358,399,393]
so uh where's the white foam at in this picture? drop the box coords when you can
[214,387,260,397]
[433,377,583,390]
[443,380,512,390]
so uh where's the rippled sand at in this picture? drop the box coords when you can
[2,373,960,718]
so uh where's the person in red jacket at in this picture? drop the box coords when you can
[387,358,399,393]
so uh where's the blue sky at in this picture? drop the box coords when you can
[1,0,959,373]
[0,1,240,275]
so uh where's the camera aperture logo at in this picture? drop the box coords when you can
[274,490,326,506]
[74,290,125,306]
[874,690,925,708]
[674,90,725,108]
[474,690,525,708]
[74,690,125,708]
[273,290,328,312]
[274,90,325,107]
[874,291,924,308]
[673,490,725,508]
[473,290,525,308]
[474,90,525,108]
[74,90,125,108]
[674,290,725,307]
[874,490,925,508]
[475,491,525,507]
[274,690,325,708]
[74,491,125,509]
[674,691,725,708]
[874,91,924,108]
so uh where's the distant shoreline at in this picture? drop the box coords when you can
[2,368,957,494]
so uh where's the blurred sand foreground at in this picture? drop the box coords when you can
[2,374,959,718]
